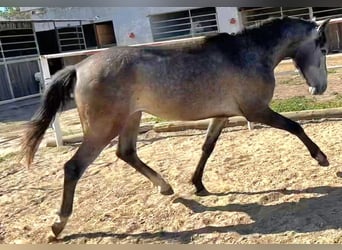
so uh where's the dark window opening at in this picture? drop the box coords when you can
[36,30,59,55]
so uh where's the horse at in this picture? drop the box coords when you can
[21,17,331,237]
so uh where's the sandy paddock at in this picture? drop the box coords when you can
[1,58,342,244]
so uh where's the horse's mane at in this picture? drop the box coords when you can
[240,16,316,35]
[204,16,317,51]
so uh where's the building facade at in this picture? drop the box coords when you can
[1,7,342,104]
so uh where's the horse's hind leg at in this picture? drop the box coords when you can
[116,112,174,195]
[191,117,227,195]
[52,129,118,237]
[247,107,329,166]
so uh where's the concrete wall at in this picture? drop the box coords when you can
[112,7,198,45]
[31,7,242,46]
[31,7,118,32]
[216,7,243,34]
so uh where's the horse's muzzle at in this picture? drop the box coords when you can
[309,85,327,95]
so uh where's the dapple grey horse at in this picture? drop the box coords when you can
[21,17,330,237]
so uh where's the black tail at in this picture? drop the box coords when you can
[21,65,77,166]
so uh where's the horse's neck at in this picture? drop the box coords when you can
[244,24,310,70]
[262,38,304,70]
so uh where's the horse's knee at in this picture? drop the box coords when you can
[116,147,136,162]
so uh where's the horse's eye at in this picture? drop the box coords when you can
[321,49,328,55]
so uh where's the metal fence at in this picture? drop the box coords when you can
[0,21,41,103]
[149,7,219,42]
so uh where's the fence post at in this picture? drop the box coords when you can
[40,55,64,146]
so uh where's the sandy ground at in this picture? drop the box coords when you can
[1,58,342,244]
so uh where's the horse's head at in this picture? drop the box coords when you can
[292,19,330,95]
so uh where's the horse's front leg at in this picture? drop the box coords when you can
[191,117,227,195]
[247,107,329,166]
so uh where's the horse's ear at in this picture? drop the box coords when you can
[318,19,330,36]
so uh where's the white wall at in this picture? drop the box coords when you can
[216,7,243,34]
[113,7,242,45]
[32,7,119,32]
[31,7,242,46]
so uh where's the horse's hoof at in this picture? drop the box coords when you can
[51,224,64,238]
[160,184,174,195]
[195,188,210,196]
[193,182,209,196]
[51,216,68,238]
[315,152,329,167]
[47,234,60,243]
[319,158,329,167]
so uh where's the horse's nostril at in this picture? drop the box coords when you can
[309,86,317,95]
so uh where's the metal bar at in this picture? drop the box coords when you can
[1,40,36,46]
[188,12,217,18]
[52,113,63,147]
[244,7,311,19]
[286,13,311,18]
[153,18,218,31]
[41,48,107,60]
[153,28,194,36]
[188,9,192,36]
[79,20,87,50]
[196,24,218,29]
[0,27,36,30]
[154,34,192,41]
[0,93,41,106]
[195,29,218,34]
[2,47,38,53]
[315,15,342,21]
[152,22,191,31]
[0,34,35,39]
[57,32,84,35]
[0,39,15,100]
[152,12,217,26]
[245,10,283,18]
[151,16,192,25]
[309,7,314,20]
[32,22,43,93]
[93,22,100,48]
[59,37,85,42]
[241,7,274,13]
[154,25,218,37]
[39,55,51,85]
[60,44,85,48]
[57,28,82,33]
[280,7,311,13]
[77,21,82,50]
[0,55,39,64]
[313,7,342,14]
[0,19,95,23]
[54,21,62,53]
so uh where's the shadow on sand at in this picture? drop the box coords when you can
[61,185,342,243]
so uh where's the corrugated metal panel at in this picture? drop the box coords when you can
[7,60,40,98]
[0,65,12,101]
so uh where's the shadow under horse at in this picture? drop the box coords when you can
[21,17,331,237]
[61,186,342,243]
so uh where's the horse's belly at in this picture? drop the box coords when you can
[135,94,241,121]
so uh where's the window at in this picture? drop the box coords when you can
[0,21,38,59]
[149,7,218,42]
[240,7,313,27]
[56,26,86,52]
[240,7,342,27]
[312,7,342,21]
